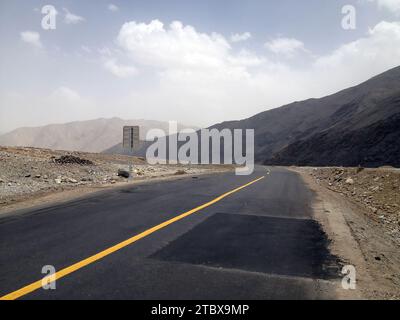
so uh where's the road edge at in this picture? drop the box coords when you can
[289,167,369,300]
[0,168,232,219]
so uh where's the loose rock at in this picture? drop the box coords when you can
[117,169,130,178]
[54,155,94,166]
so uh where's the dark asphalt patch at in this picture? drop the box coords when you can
[119,189,138,194]
[151,213,342,279]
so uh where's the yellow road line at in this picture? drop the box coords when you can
[0,176,265,300]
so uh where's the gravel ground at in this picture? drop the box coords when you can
[0,146,229,209]
[294,167,400,300]
[305,167,400,246]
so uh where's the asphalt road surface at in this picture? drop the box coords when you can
[0,166,342,300]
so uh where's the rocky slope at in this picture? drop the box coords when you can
[263,66,400,167]
[268,94,400,167]
[306,167,400,245]
[213,66,400,167]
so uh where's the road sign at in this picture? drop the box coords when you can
[123,126,140,150]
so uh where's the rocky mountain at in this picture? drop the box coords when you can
[268,97,400,167]
[210,66,400,167]
[0,118,195,153]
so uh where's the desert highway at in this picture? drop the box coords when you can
[0,166,341,300]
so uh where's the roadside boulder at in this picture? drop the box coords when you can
[117,169,130,178]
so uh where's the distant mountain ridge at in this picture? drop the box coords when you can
[0,118,196,153]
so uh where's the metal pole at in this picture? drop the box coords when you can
[129,127,134,182]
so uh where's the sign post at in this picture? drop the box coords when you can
[122,126,140,181]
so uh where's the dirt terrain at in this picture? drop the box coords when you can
[309,167,400,245]
[0,146,231,214]
[295,167,400,300]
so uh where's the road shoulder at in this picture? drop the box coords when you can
[292,167,400,300]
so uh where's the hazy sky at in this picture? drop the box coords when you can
[1,0,400,132]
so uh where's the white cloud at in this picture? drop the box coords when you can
[108,4,119,12]
[104,59,138,78]
[20,31,42,48]
[110,19,400,126]
[51,86,81,101]
[117,20,239,70]
[311,20,400,91]
[63,8,85,24]
[230,32,252,43]
[98,46,113,57]
[367,0,400,15]
[112,21,304,122]
[5,19,400,132]
[264,37,307,58]
[81,45,92,54]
